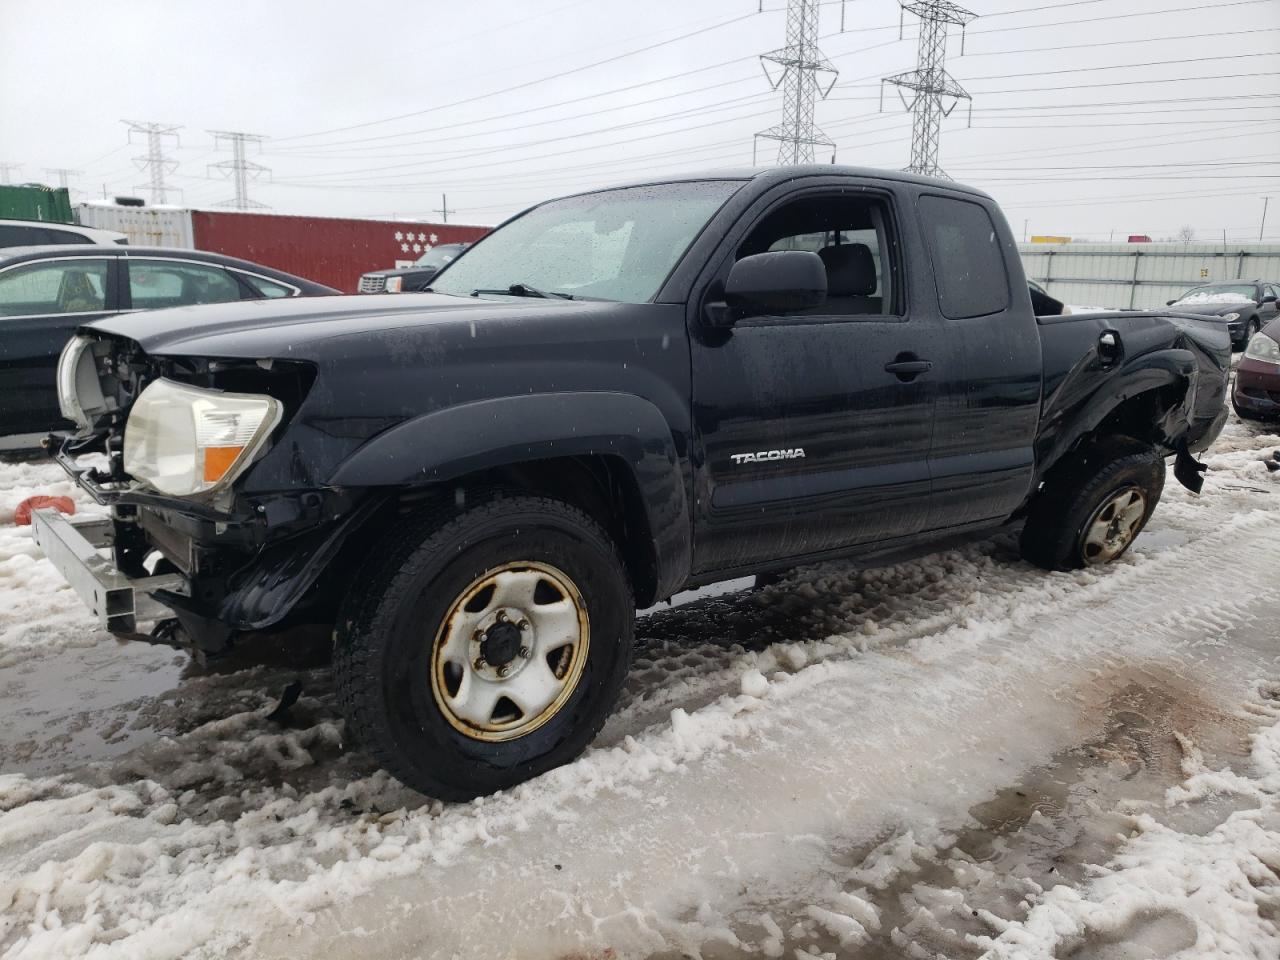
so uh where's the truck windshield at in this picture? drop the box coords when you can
[429,180,744,303]
[415,244,464,268]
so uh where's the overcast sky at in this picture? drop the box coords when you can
[2,0,1278,240]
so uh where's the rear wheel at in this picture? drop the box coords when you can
[335,495,633,799]
[1020,445,1165,571]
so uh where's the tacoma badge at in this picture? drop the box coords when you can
[731,448,806,465]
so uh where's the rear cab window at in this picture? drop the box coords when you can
[917,194,1011,320]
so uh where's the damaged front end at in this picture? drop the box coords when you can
[40,333,369,654]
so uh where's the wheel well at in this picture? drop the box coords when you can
[306,456,659,624]
[1036,387,1178,498]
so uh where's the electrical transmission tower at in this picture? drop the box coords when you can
[207,131,270,210]
[881,1,977,180]
[44,167,82,191]
[754,0,838,165]
[124,120,182,204]
[0,162,20,184]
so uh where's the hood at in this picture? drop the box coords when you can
[1168,301,1254,317]
[83,293,575,358]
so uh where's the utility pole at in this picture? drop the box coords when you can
[123,120,182,204]
[1261,197,1271,242]
[434,193,452,224]
[881,0,977,179]
[44,167,82,191]
[0,161,20,185]
[754,0,838,165]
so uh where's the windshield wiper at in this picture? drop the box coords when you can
[470,283,574,300]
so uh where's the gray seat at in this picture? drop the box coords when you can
[818,243,882,315]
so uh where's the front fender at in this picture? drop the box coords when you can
[328,391,691,600]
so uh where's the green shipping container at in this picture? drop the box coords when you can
[0,185,74,223]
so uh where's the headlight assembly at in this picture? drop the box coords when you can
[385,276,403,293]
[1221,312,1240,323]
[123,378,282,497]
[1244,332,1280,364]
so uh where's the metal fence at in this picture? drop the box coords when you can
[1017,242,1280,310]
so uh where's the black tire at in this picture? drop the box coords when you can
[1020,446,1165,572]
[1238,317,1259,351]
[335,495,634,800]
[1233,399,1258,422]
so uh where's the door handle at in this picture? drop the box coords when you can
[884,358,933,380]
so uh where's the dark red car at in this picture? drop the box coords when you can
[1233,316,1280,421]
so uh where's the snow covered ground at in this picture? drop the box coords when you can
[2,415,1280,960]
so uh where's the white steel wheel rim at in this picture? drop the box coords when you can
[1080,485,1147,565]
[430,561,590,742]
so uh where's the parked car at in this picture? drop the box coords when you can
[358,242,471,294]
[1166,280,1280,350]
[1233,316,1280,421]
[35,166,1229,799]
[0,218,128,248]
[0,245,337,447]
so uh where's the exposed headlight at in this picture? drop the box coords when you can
[123,378,282,497]
[1244,332,1280,364]
[385,276,403,293]
[1221,312,1241,323]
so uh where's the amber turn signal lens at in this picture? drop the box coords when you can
[203,445,245,484]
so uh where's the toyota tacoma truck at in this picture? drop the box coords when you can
[35,166,1230,799]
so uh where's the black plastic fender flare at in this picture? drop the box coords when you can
[326,391,692,601]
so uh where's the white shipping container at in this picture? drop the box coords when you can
[75,203,195,249]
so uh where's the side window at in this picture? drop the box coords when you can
[735,194,898,317]
[0,224,48,247]
[40,229,93,244]
[917,194,1011,320]
[0,259,110,317]
[240,274,296,299]
[1266,284,1279,302]
[128,260,243,308]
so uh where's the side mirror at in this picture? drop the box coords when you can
[1262,293,1277,304]
[717,251,826,324]
[1166,299,1177,306]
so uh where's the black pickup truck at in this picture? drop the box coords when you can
[36,166,1229,799]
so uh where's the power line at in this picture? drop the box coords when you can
[123,120,182,204]
[207,131,270,210]
[274,10,763,143]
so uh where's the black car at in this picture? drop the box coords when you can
[1167,280,1279,350]
[357,242,470,294]
[37,166,1230,799]
[0,245,337,447]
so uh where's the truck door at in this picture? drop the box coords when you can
[914,193,1041,530]
[688,185,940,576]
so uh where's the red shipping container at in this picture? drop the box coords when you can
[189,210,489,293]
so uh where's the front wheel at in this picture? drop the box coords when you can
[335,495,634,799]
[1020,446,1165,571]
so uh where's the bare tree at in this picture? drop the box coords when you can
[1176,225,1196,242]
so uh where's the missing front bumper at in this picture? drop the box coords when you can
[30,508,189,635]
